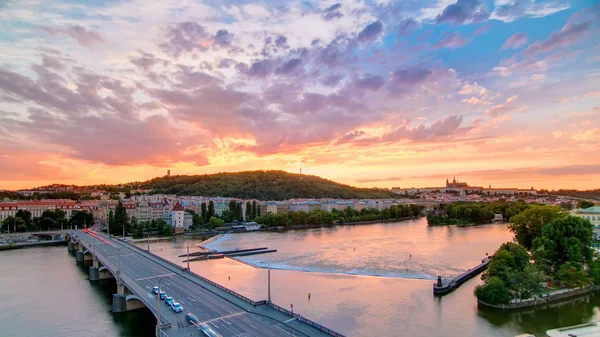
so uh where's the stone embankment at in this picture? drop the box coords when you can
[478,285,596,309]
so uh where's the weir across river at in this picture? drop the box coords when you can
[67,230,344,337]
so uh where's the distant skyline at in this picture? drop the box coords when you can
[1,0,599,190]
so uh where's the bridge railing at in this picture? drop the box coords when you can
[76,235,170,327]
[126,241,264,306]
[113,235,346,337]
[264,302,347,337]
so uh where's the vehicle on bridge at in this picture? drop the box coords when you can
[186,313,200,325]
[199,323,223,337]
[171,302,183,313]
[152,286,159,294]
[165,297,175,306]
[159,291,167,300]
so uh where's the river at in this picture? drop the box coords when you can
[1,218,599,337]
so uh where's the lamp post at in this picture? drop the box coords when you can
[147,233,150,252]
[156,276,169,337]
[268,268,271,302]
[187,244,190,271]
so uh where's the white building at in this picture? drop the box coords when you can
[171,202,185,233]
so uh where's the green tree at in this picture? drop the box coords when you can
[208,201,215,219]
[69,210,94,228]
[2,216,26,232]
[208,216,224,229]
[235,202,242,221]
[245,201,252,220]
[162,224,173,237]
[578,200,595,209]
[108,210,115,234]
[475,276,511,305]
[557,262,591,288]
[113,200,130,236]
[532,215,593,271]
[508,205,564,249]
[252,200,257,220]
[201,202,207,223]
[155,219,166,235]
[559,201,573,210]
[15,210,32,227]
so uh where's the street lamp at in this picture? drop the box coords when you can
[156,276,170,337]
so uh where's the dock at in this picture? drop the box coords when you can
[182,247,277,263]
[178,247,269,257]
[433,256,491,296]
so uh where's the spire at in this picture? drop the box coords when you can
[453,176,456,183]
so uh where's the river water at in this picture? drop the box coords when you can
[1,218,599,337]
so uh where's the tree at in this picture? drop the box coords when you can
[113,200,130,236]
[108,210,115,234]
[235,202,242,221]
[245,201,252,221]
[69,210,94,228]
[475,276,511,305]
[578,200,595,209]
[155,219,166,235]
[201,202,207,223]
[208,201,215,219]
[557,262,591,288]
[15,210,32,227]
[509,205,564,249]
[2,216,26,232]
[252,200,257,220]
[559,201,573,210]
[208,216,224,229]
[532,215,593,271]
[162,224,173,237]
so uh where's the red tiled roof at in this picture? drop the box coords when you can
[172,202,184,211]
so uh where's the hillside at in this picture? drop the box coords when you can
[135,170,398,200]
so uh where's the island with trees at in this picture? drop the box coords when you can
[474,205,597,308]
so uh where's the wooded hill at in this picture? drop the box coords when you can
[135,170,397,200]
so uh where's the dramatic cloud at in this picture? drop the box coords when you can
[383,115,465,141]
[524,21,592,55]
[323,3,343,20]
[357,21,384,43]
[353,74,385,91]
[0,0,598,189]
[502,33,528,50]
[433,33,468,49]
[41,25,105,47]
[436,0,489,24]
[160,22,209,57]
[388,66,433,94]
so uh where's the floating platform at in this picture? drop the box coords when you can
[178,247,268,257]
[182,247,276,263]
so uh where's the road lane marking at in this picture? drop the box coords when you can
[135,273,175,281]
[201,311,246,324]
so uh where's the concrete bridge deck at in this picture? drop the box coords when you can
[69,231,342,337]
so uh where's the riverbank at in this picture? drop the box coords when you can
[0,240,66,251]
[266,216,421,231]
[478,285,597,310]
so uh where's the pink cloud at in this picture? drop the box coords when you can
[41,25,105,47]
[502,32,528,50]
[524,21,592,55]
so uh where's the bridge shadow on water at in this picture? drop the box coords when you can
[73,259,157,337]
[476,293,600,336]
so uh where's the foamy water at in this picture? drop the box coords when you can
[204,218,509,281]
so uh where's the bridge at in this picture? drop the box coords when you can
[67,231,344,337]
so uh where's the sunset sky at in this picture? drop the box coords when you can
[0,0,599,191]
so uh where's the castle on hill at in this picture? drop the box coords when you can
[391,177,537,196]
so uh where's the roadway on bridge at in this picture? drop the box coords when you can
[75,231,312,337]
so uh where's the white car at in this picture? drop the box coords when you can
[171,302,183,313]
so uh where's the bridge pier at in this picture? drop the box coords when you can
[76,250,93,263]
[112,286,146,313]
[67,241,75,252]
[89,266,114,281]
